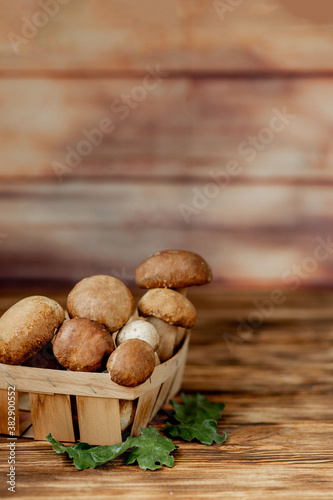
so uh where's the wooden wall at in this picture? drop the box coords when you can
[1,0,333,289]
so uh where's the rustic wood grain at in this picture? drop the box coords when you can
[1,78,333,181]
[76,396,122,446]
[1,290,333,499]
[29,393,75,442]
[130,387,161,437]
[1,0,333,74]
[1,180,333,287]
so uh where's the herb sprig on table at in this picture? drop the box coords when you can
[47,393,227,471]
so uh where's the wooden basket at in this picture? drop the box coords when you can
[0,333,190,445]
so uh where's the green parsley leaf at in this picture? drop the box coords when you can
[126,426,178,470]
[163,419,227,445]
[46,433,132,470]
[170,393,225,424]
[162,393,227,445]
[47,427,177,471]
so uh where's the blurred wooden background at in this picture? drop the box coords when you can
[1,0,333,289]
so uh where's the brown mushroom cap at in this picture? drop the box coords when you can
[67,275,134,332]
[53,318,115,372]
[138,288,197,329]
[135,250,212,289]
[0,296,65,365]
[107,338,155,387]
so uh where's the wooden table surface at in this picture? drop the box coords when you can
[1,289,333,499]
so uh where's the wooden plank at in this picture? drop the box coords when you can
[0,364,135,399]
[1,0,333,73]
[130,387,161,437]
[213,393,333,425]
[149,376,176,420]
[29,393,75,442]
[1,78,333,181]
[2,181,333,287]
[167,333,190,400]
[1,424,333,499]
[76,396,122,446]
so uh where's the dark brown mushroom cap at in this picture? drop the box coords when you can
[67,275,134,332]
[137,288,197,329]
[135,250,212,289]
[107,338,155,387]
[0,296,65,365]
[53,318,115,372]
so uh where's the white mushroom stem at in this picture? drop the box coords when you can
[146,317,178,362]
[174,327,187,349]
[171,288,188,347]
[119,399,136,432]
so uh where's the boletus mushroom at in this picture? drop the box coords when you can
[135,249,212,295]
[67,275,134,332]
[53,318,115,372]
[0,296,65,365]
[115,319,159,351]
[136,250,210,347]
[107,338,155,387]
[137,288,197,362]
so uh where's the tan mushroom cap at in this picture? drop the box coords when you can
[0,296,65,365]
[107,338,155,387]
[67,275,134,332]
[137,288,197,329]
[53,318,115,372]
[135,250,212,289]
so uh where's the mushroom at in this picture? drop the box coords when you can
[107,338,155,387]
[115,320,159,351]
[146,316,177,362]
[137,288,197,362]
[119,399,136,432]
[135,249,212,296]
[0,296,65,365]
[67,275,134,332]
[135,250,211,346]
[53,318,115,372]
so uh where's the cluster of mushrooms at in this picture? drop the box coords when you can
[0,249,212,388]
